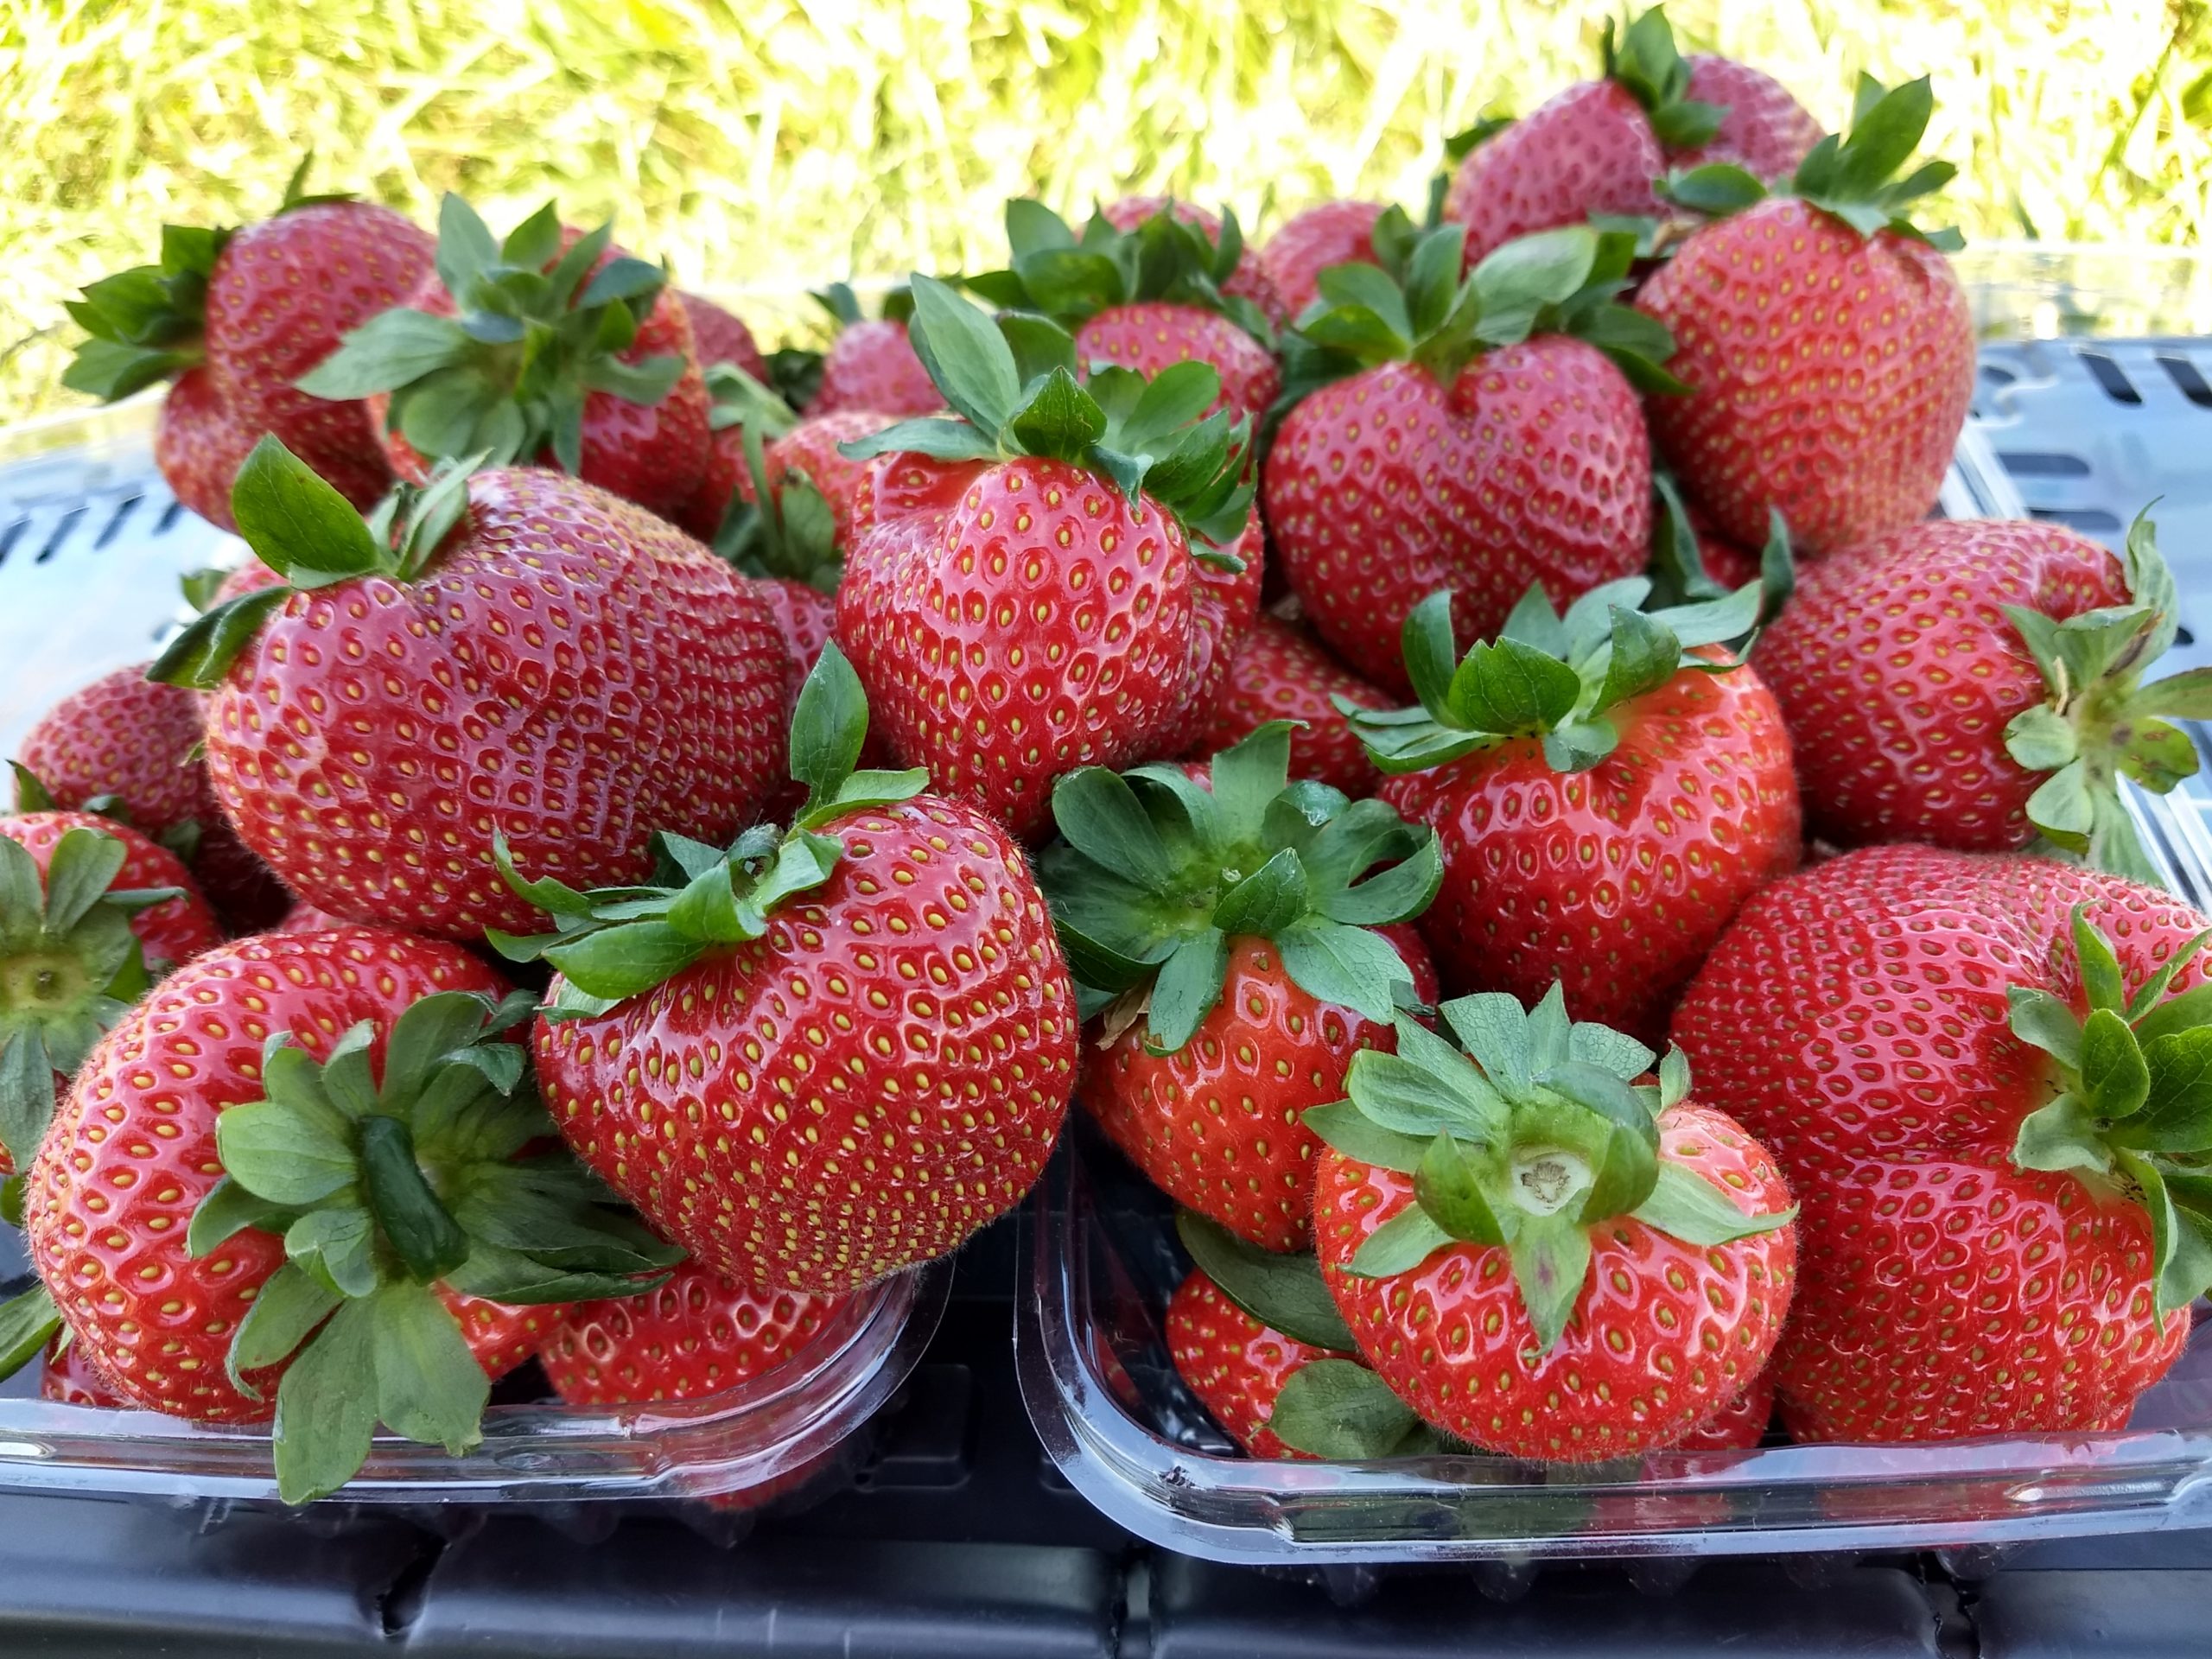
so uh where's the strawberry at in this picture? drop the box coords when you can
[1754,514,2212,885]
[444,1294,570,1384]
[1310,986,1796,1460]
[1635,79,1974,552]
[41,1336,124,1408]
[834,276,1256,838]
[969,200,1280,422]
[149,442,789,941]
[1264,221,1670,692]
[63,180,433,530]
[1441,10,1819,268]
[7,926,678,1500]
[1257,200,1387,322]
[1672,845,2212,1440]
[1191,613,1390,797]
[299,199,711,521]
[810,283,942,418]
[681,367,884,552]
[275,900,353,934]
[1673,1368,1774,1451]
[15,664,286,927]
[0,812,221,1173]
[1040,723,1441,1248]
[1349,579,1799,1043]
[679,291,769,379]
[500,646,1078,1294]
[542,1258,843,1405]
[1096,196,1289,327]
[1175,518,1268,734]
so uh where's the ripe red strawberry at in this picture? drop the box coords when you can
[155,443,789,941]
[835,276,1257,838]
[1192,614,1389,797]
[507,646,1078,1294]
[811,283,942,418]
[1635,79,1974,552]
[1265,221,1666,692]
[445,1294,571,1383]
[1673,1368,1775,1451]
[1754,515,2211,885]
[542,1258,843,1404]
[1312,987,1796,1460]
[1353,582,1799,1043]
[679,291,769,379]
[1442,11,1818,268]
[16,663,285,927]
[1041,723,1441,1247]
[12,926,677,1500]
[1672,845,2212,1440]
[65,188,433,530]
[41,1337,124,1407]
[1174,518,1268,731]
[1167,1268,1342,1459]
[1257,200,1386,321]
[1097,196,1288,327]
[301,199,711,521]
[0,812,222,1173]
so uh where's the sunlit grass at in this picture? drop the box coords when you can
[4,0,2207,416]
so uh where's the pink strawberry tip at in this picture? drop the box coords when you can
[838,275,1255,559]
[487,644,931,1021]
[10,761,206,867]
[295,194,686,474]
[1648,474,1796,615]
[1308,984,1796,1355]
[1282,220,1683,403]
[1598,7,1727,149]
[1349,572,1768,779]
[0,822,181,1166]
[148,437,479,690]
[1036,721,1442,1052]
[172,984,681,1502]
[1659,74,1964,251]
[2000,509,2212,887]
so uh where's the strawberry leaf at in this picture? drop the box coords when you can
[1268,1359,1433,1459]
[1175,1211,1355,1351]
[1347,1204,1455,1277]
[0,1283,61,1385]
[1629,1161,1796,1249]
[270,1296,382,1503]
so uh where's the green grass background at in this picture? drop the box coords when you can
[4,0,2208,417]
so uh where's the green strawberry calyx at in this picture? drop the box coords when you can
[0,1279,61,1384]
[177,985,683,1503]
[1282,219,1683,404]
[838,275,1255,560]
[148,436,478,690]
[0,823,179,1167]
[1646,474,1796,617]
[1175,1209,1444,1459]
[2001,511,2212,888]
[702,368,841,592]
[1307,985,1794,1355]
[489,645,931,1020]
[965,199,1274,346]
[2010,904,2212,1316]
[1661,74,1964,251]
[1601,7,1726,149]
[1345,573,1768,779]
[1036,722,1443,1050]
[296,195,684,474]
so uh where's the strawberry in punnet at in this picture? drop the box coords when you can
[1635,78,1974,553]
[149,440,788,940]
[1096,195,1289,327]
[1348,574,1798,1043]
[1039,722,1441,1248]
[1265,221,1671,692]
[1673,1368,1774,1451]
[61,169,433,530]
[0,813,220,1173]
[834,276,1257,839]
[810,283,942,418]
[968,200,1281,423]
[1256,200,1388,321]
[1310,986,1796,1460]
[40,1337,124,1408]
[500,647,1078,1294]
[298,197,711,521]
[542,1258,843,1405]
[1441,8,1820,267]
[1192,614,1391,798]
[1754,513,2212,884]
[1673,847,2212,1440]
[1166,1211,1437,1459]
[679,290,770,380]
[4,927,680,1501]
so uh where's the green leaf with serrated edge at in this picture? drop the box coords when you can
[1439,993,1535,1091]
[1414,1130,1505,1245]
[1630,1160,1796,1249]
[1114,360,1224,452]
[1523,982,1572,1074]
[1316,261,1414,341]
[296,308,474,401]
[435,192,500,298]
[2074,906,2127,1014]
[1508,1217,1592,1355]
[2005,604,2065,689]
[225,1261,340,1397]
[2012,1093,2112,1179]
[0,1283,62,1384]
[372,1279,490,1454]
[2028,760,2095,850]
[2114,1028,2212,1151]
[2119,720,2199,793]
[1567,1022,1656,1084]
[2119,673,2212,722]
[1212,850,1310,939]
[1268,1359,1426,1460]
[836,416,1001,465]
[10,762,55,812]
[543,921,702,1002]
[377,992,497,1110]
[39,827,127,936]
[443,1235,671,1304]
[1274,921,1414,1027]
[1304,1099,1427,1173]
[2009,985,2084,1069]
[2088,795,2169,890]
[0,828,38,918]
[188,1174,298,1259]
[216,1099,357,1207]
[1560,576,1648,658]
[359,1116,472,1283]
[0,1173,23,1229]
[2128,932,2212,1021]
[230,436,386,587]
[1362,1018,1510,1133]
[1658,1044,1692,1111]
[270,1294,381,1503]
[1144,928,1229,1054]
[288,1205,381,1300]
[2005,704,2079,773]
[1650,580,1762,652]
[2079,1007,2152,1120]
[903,274,1021,436]
[1401,591,1460,718]
[1402,225,1466,339]
[319,1024,380,1122]
[1347,1202,1455,1278]
[1174,1211,1355,1351]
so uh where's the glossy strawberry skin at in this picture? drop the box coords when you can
[533,797,1077,1294]
[1264,347,1651,694]
[679,292,768,379]
[1258,201,1385,322]
[41,1338,126,1407]
[1380,658,1799,1044]
[1074,303,1281,423]
[1317,1103,1796,1461]
[1194,614,1389,797]
[3,811,222,975]
[1175,519,1266,734]
[202,467,789,940]
[1636,200,1975,553]
[156,367,262,532]
[1087,930,1438,1250]
[1671,846,2203,1440]
[22,928,507,1422]
[1166,1268,1348,1459]
[543,1258,842,1404]
[680,406,889,544]
[817,319,941,418]
[1444,81,1664,268]
[442,1293,571,1383]
[836,457,1198,839]
[1674,1366,1775,1451]
[1753,521,2127,853]
[1675,58,1823,178]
